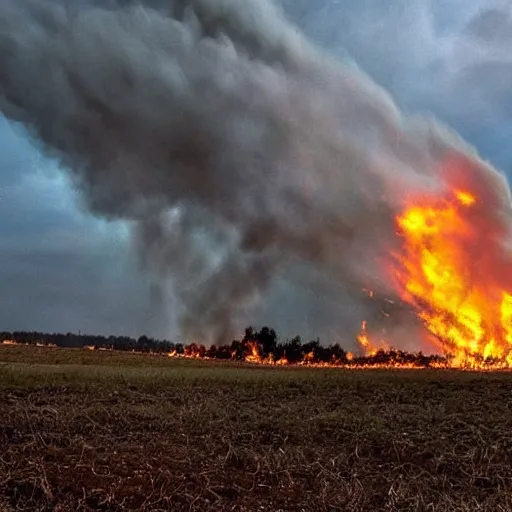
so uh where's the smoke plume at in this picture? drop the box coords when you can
[0,0,510,345]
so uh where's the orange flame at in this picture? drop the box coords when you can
[245,341,262,363]
[392,185,512,367]
[356,321,375,354]
[356,319,391,356]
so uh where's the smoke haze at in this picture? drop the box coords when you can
[0,0,510,346]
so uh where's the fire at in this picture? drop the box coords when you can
[0,334,500,370]
[303,351,315,363]
[245,341,262,364]
[243,341,279,364]
[455,190,476,206]
[356,320,390,356]
[393,185,512,366]
[356,321,376,355]
[2,340,55,348]
[357,321,369,349]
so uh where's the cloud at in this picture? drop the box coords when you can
[0,121,173,338]
[453,6,512,119]
[278,0,512,171]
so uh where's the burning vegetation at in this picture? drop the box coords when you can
[376,158,512,368]
[0,327,486,370]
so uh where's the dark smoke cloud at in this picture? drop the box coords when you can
[0,0,510,345]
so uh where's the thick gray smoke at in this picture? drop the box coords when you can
[0,0,510,345]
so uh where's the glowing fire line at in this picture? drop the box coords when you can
[1,338,508,370]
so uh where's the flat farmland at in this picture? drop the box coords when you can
[1,345,512,511]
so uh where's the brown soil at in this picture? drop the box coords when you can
[1,344,512,511]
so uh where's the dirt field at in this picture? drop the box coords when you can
[1,345,512,511]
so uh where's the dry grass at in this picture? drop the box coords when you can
[1,344,512,511]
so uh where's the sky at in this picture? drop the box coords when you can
[1,0,511,341]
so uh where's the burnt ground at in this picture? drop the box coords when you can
[1,345,512,511]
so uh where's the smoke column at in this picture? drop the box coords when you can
[0,0,510,345]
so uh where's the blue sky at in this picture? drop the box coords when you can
[1,0,511,339]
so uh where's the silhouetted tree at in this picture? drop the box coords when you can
[256,326,277,357]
